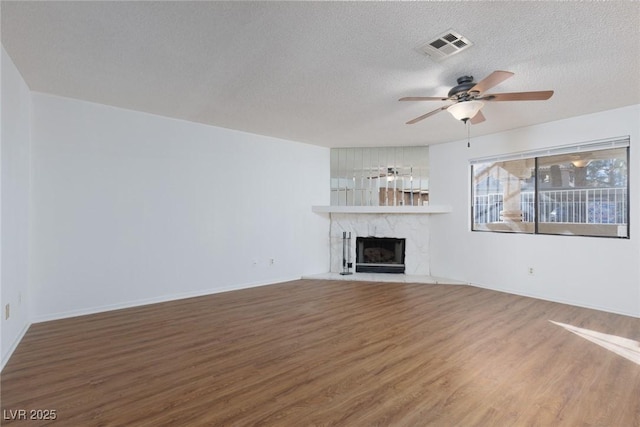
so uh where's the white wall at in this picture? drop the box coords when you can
[429,104,640,317]
[1,47,31,368]
[30,93,330,321]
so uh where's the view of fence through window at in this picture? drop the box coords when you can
[472,143,629,238]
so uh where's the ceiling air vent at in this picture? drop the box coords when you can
[418,29,473,61]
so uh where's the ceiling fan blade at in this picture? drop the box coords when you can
[470,110,486,125]
[481,90,554,101]
[399,96,449,101]
[470,70,514,94]
[406,105,449,124]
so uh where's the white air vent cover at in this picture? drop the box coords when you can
[418,29,473,61]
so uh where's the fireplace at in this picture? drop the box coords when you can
[356,237,406,274]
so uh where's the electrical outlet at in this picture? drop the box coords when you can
[269,258,275,265]
[5,304,10,320]
[528,267,534,275]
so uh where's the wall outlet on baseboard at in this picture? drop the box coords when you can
[528,267,534,276]
[5,304,10,320]
[269,258,275,266]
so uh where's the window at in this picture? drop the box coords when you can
[471,139,629,238]
[537,147,628,237]
[472,159,535,233]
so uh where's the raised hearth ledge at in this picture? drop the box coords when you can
[303,272,466,285]
[311,205,452,214]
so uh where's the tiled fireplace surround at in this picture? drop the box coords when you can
[329,213,431,275]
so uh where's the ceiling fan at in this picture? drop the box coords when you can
[399,70,553,125]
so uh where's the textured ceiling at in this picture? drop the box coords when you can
[2,1,639,148]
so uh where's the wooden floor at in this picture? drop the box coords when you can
[2,280,639,426]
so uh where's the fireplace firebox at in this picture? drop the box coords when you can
[356,237,406,274]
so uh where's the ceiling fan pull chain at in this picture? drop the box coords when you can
[467,120,471,148]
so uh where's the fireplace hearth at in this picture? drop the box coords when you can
[356,237,406,274]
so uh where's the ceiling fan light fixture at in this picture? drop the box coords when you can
[571,159,591,168]
[447,100,484,121]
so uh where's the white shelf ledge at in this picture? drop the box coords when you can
[311,205,452,214]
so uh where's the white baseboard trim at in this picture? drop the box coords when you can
[1,322,31,372]
[31,276,302,324]
[469,281,640,319]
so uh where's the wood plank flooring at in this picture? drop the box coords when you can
[2,279,639,426]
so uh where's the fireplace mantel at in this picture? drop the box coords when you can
[312,205,451,214]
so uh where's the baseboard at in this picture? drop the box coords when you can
[469,282,640,319]
[31,276,302,324]
[1,321,31,372]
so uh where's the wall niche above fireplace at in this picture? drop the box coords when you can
[330,146,429,207]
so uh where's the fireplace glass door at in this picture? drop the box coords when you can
[356,237,406,273]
